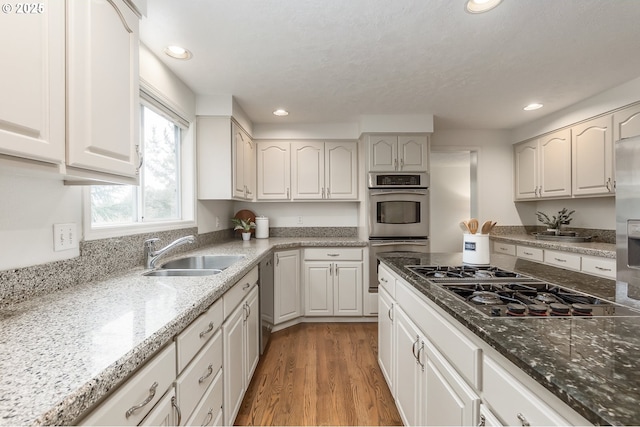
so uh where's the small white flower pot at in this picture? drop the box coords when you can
[242,232,251,241]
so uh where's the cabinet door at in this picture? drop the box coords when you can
[257,141,291,200]
[423,340,480,426]
[223,304,246,426]
[369,135,398,171]
[394,308,423,427]
[614,103,640,142]
[304,262,333,316]
[334,262,363,316]
[67,0,139,178]
[325,142,358,199]
[572,115,614,196]
[245,287,260,386]
[539,129,571,198]
[274,250,301,324]
[0,0,64,164]
[513,139,538,200]
[291,141,324,199]
[398,136,428,171]
[232,123,253,199]
[378,287,395,394]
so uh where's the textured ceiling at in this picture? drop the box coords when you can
[140,0,640,130]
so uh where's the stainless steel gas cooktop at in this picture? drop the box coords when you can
[406,265,640,318]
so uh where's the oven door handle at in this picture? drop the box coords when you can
[369,190,429,197]
[370,241,429,247]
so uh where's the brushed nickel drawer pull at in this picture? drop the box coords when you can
[171,396,182,425]
[327,253,340,257]
[202,408,214,426]
[243,282,251,290]
[125,381,158,418]
[517,413,530,426]
[199,321,215,338]
[523,251,533,256]
[554,257,567,263]
[596,266,612,271]
[198,364,214,384]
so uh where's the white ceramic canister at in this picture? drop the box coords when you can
[462,234,490,265]
[255,216,269,239]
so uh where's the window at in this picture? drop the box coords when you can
[87,93,195,237]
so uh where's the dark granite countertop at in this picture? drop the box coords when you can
[378,252,639,426]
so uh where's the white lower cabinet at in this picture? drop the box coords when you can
[378,263,591,427]
[223,284,259,425]
[378,286,395,394]
[483,355,570,426]
[274,249,301,324]
[185,368,223,426]
[79,344,177,425]
[303,248,363,317]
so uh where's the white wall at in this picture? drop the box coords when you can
[430,129,524,226]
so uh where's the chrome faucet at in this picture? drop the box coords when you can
[144,235,196,268]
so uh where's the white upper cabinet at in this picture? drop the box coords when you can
[232,123,255,200]
[539,129,572,198]
[0,0,65,164]
[257,141,291,200]
[513,139,539,200]
[572,115,614,197]
[614,103,640,142]
[197,118,255,200]
[291,141,358,200]
[66,0,140,180]
[368,135,428,172]
[514,129,571,200]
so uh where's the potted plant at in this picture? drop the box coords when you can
[232,218,256,241]
[535,208,575,235]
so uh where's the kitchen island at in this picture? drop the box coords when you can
[0,237,366,426]
[378,252,640,426]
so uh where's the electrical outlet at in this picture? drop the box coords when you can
[297,216,303,224]
[53,223,78,252]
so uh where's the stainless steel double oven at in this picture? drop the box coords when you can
[368,172,430,293]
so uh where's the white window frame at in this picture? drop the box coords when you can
[83,90,196,241]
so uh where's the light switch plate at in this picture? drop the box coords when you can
[53,223,78,252]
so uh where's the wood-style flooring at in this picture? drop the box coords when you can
[235,322,402,426]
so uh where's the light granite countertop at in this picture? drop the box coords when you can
[0,237,367,426]
[379,252,640,426]
[491,234,616,258]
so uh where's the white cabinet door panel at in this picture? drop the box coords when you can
[325,142,357,199]
[305,263,332,316]
[257,141,290,200]
[572,115,614,196]
[0,0,64,164]
[398,136,428,171]
[67,0,139,178]
[539,129,571,198]
[334,262,362,315]
[291,142,324,199]
[514,140,538,200]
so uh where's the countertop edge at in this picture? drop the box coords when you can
[491,234,616,258]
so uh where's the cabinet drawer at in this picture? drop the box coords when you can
[80,344,176,426]
[224,266,258,318]
[378,264,396,297]
[304,247,363,261]
[493,242,516,256]
[516,245,543,262]
[176,298,223,373]
[581,256,616,279]
[483,355,569,426]
[176,329,223,421]
[185,368,223,426]
[544,250,581,271]
[396,280,481,389]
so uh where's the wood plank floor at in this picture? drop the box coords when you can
[235,322,402,426]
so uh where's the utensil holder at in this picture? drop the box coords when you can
[462,234,490,265]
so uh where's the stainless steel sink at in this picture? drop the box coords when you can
[143,269,223,277]
[160,255,245,270]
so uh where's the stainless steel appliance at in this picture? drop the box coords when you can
[616,135,640,297]
[368,172,430,238]
[368,172,430,293]
[407,265,640,318]
[368,239,430,293]
[259,254,274,354]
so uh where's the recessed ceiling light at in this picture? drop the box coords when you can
[273,109,289,116]
[164,45,192,60]
[465,0,503,14]
[524,103,544,111]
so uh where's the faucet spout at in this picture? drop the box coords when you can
[144,235,196,268]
